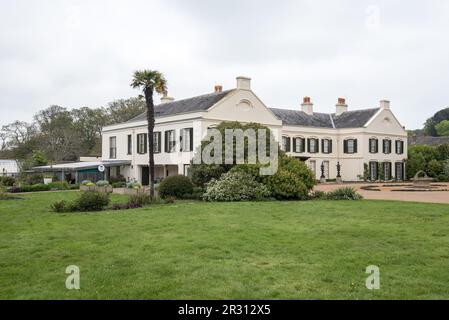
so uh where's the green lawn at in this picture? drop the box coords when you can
[1,191,449,299]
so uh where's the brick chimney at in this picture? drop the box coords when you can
[301,97,313,115]
[214,85,223,93]
[160,92,175,104]
[336,97,348,116]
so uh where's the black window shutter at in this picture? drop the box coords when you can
[307,139,311,153]
[389,140,392,153]
[401,141,404,154]
[354,140,358,153]
[144,134,148,154]
[301,138,305,153]
[293,138,297,153]
[329,140,333,154]
[344,140,348,154]
[165,131,169,153]
[321,140,325,153]
[286,137,291,152]
[189,128,193,152]
[315,139,319,153]
[375,139,379,153]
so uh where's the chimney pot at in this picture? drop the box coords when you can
[336,97,348,116]
[214,85,223,93]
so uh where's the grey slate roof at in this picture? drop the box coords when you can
[333,108,380,128]
[270,108,334,128]
[127,89,233,123]
[270,107,380,129]
[125,87,379,129]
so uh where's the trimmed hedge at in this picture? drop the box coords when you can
[158,175,194,199]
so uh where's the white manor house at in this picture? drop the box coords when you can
[101,76,408,185]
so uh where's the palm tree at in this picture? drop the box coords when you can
[131,70,167,197]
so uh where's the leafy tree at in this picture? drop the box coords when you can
[435,120,449,136]
[424,107,449,136]
[427,159,444,178]
[436,143,449,161]
[72,107,108,155]
[190,121,277,187]
[131,70,167,198]
[106,97,146,124]
[406,153,426,179]
[34,105,82,161]
[31,150,48,166]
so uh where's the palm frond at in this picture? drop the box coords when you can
[130,70,167,96]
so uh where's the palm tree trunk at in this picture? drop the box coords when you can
[144,87,155,198]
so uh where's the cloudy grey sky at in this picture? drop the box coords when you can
[1,0,448,129]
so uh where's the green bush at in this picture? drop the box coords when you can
[48,181,70,190]
[231,156,315,200]
[191,164,227,188]
[427,160,444,178]
[72,191,110,212]
[278,156,316,191]
[0,176,16,187]
[182,186,205,200]
[128,193,152,207]
[11,184,51,193]
[158,175,194,199]
[438,160,449,181]
[203,171,270,202]
[266,169,309,200]
[109,175,126,184]
[326,187,363,200]
[81,180,93,186]
[309,190,327,200]
[127,182,142,189]
[69,183,80,190]
[50,200,74,213]
[96,180,110,187]
[25,174,44,185]
[112,181,126,188]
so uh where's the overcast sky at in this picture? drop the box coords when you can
[1,0,449,129]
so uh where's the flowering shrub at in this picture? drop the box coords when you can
[81,180,95,186]
[203,171,270,202]
[231,155,316,200]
